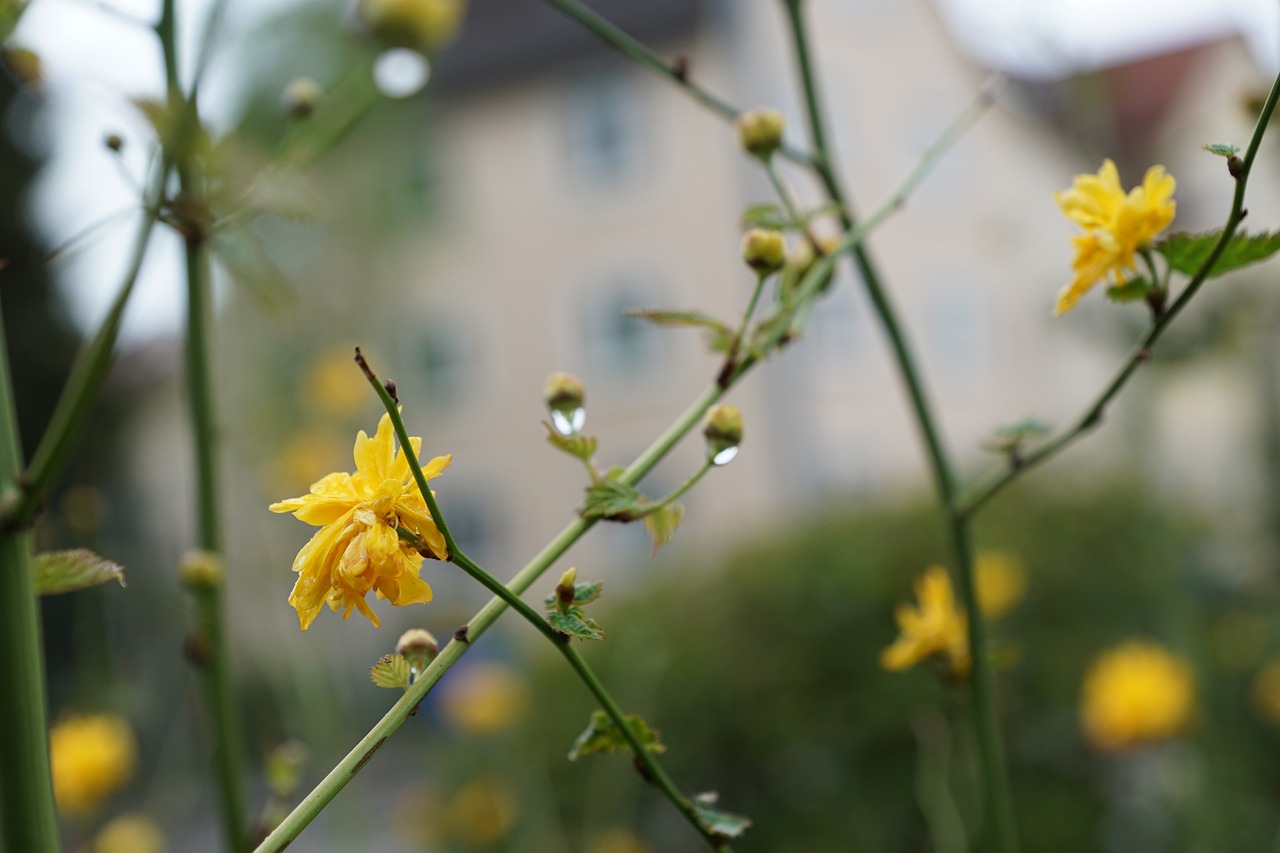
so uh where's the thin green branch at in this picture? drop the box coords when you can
[256,381,729,852]
[956,67,1280,519]
[536,0,813,167]
[640,459,713,515]
[780,1,1015,849]
[0,302,59,852]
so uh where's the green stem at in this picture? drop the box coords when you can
[0,303,59,852]
[536,0,812,167]
[781,2,1016,849]
[256,382,729,852]
[640,459,713,515]
[957,68,1280,519]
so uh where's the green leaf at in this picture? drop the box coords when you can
[692,792,753,840]
[1202,143,1240,157]
[740,203,792,230]
[627,309,735,354]
[571,580,604,606]
[209,226,292,308]
[34,549,125,596]
[982,418,1050,454]
[1157,229,1280,279]
[369,654,411,690]
[544,424,598,461]
[1104,276,1153,304]
[547,608,605,641]
[643,502,684,554]
[568,710,666,761]
[579,480,644,521]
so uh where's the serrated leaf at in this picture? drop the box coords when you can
[643,502,684,555]
[34,549,125,596]
[547,608,605,641]
[1202,143,1240,157]
[571,580,603,605]
[1104,276,1153,304]
[627,309,735,354]
[544,424,598,461]
[1157,229,1280,279]
[692,792,752,840]
[568,710,666,761]
[370,654,411,689]
[209,226,292,308]
[579,480,643,521]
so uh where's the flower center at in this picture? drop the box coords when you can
[370,478,405,521]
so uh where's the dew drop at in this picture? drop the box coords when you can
[373,49,431,99]
[550,407,586,436]
[711,446,739,466]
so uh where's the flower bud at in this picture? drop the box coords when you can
[179,549,223,590]
[735,107,784,159]
[281,76,323,119]
[396,628,439,671]
[544,371,585,436]
[703,404,743,465]
[555,566,577,610]
[357,0,467,54]
[742,228,786,274]
[103,133,124,153]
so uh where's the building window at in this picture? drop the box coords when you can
[581,278,664,381]
[563,68,643,188]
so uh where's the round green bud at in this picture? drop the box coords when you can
[179,549,223,590]
[735,107,784,159]
[703,404,744,465]
[281,76,323,119]
[396,628,439,662]
[544,371,586,435]
[742,228,786,274]
[357,0,466,54]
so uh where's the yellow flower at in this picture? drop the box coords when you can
[304,346,369,417]
[439,661,529,734]
[442,777,518,845]
[1080,641,1194,751]
[975,551,1026,618]
[270,413,451,630]
[93,814,165,853]
[49,714,136,817]
[880,565,970,677]
[1054,159,1176,316]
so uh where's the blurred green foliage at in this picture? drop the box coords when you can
[399,477,1280,853]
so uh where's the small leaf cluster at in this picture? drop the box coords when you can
[578,477,684,554]
[568,709,666,761]
[545,574,606,642]
[1156,229,1280,280]
[369,654,411,691]
[692,791,753,842]
[34,549,126,596]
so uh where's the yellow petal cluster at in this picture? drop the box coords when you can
[974,550,1026,619]
[1054,159,1176,316]
[49,714,136,817]
[880,565,970,677]
[270,413,451,630]
[1079,640,1194,751]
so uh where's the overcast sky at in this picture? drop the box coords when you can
[11,0,1279,342]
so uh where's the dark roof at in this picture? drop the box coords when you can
[432,0,707,94]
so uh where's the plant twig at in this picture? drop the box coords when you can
[956,67,1280,519]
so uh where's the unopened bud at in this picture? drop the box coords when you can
[179,550,223,590]
[544,372,585,435]
[2,47,43,90]
[357,0,467,54]
[281,76,323,119]
[104,133,125,153]
[735,107,784,159]
[396,628,439,671]
[555,566,577,610]
[742,228,786,274]
[703,404,744,465]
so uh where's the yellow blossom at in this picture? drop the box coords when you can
[270,413,451,630]
[439,661,530,734]
[49,714,136,817]
[93,814,165,853]
[442,777,518,845]
[1080,641,1194,751]
[1054,158,1176,316]
[304,346,369,416]
[880,565,970,677]
[975,551,1026,618]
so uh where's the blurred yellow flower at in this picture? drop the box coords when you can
[93,813,165,853]
[439,661,529,735]
[880,565,970,677]
[1252,658,1280,725]
[586,828,653,853]
[270,413,451,630]
[1054,159,1176,316]
[1080,641,1194,751]
[49,714,136,817]
[358,0,467,53]
[271,427,347,496]
[442,777,518,845]
[975,551,1026,618]
[303,347,369,417]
